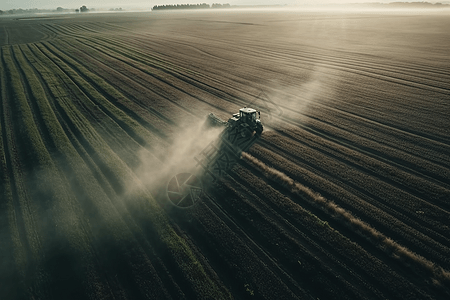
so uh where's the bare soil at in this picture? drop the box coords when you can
[1,9,449,300]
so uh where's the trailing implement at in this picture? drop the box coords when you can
[166,107,264,208]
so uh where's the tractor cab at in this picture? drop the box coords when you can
[226,107,263,137]
[239,107,258,125]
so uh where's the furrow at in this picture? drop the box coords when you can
[36,41,167,158]
[1,46,51,299]
[249,144,450,271]
[228,163,429,299]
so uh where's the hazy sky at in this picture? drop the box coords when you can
[1,0,394,11]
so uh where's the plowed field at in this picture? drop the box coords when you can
[1,10,449,300]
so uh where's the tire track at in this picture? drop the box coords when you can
[228,164,429,299]
[170,29,450,91]
[72,37,199,118]
[36,42,168,154]
[18,43,128,299]
[273,126,450,210]
[37,23,59,42]
[261,136,450,253]
[0,48,29,299]
[221,171,382,299]
[25,41,177,300]
[233,158,442,299]
[41,23,80,38]
[193,32,450,84]
[32,43,146,186]
[77,36,239,117]
[247,43,450,90]
[11,46,55,159]
[8,45,96,299]
[90,33,450,151]
[268,110,450,189]
[28,41,219,299]
[306,101,450,167]
[201,193,307,299]
[242,152,450,296]
[54,38,187,127]
[252,141,450,270]
[2,46,54,299]
[42,40,169,140]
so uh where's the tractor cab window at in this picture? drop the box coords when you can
[251,112,256,121]
[241,111,247,122]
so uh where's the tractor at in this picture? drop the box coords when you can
[165,107,264,208]
[228,107,263,137]
[207,107,263,138]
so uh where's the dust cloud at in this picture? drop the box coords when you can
[260,65,336,129]
[241,152,450,286]
[132,119,223,194]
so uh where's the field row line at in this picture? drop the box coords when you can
[257,136,450,266]
[28,41,231,298]
[0,47,30,299]
[55,38,190,129]
[220,170,385,299]
[180,30,450,80]
[227,163,426,299]
[285,125,450,210]
[249,143,450,272]
[2,46,55,298]
[87,35,261,107]
[75,36,238,119]
[101,33,450,152]
[250,41,450,88]
[39,41,167,152]
[242,152,450,293]
[308,92,450,160]
[17,41,182,298]
[274,100,450,183]
[4,45,102,298]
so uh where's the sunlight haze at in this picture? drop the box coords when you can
[0,0,449,297]
[1,0,394,11]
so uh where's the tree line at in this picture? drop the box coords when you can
[152,3,231,10]
[0,6,90,15]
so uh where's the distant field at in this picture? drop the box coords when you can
[1,10,450,299]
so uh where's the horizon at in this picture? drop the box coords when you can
[2,0,450,12]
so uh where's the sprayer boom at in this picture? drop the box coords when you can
[166,107,264,208]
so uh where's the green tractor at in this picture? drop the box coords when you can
[207,107,263,138]
[166,108,264,208]
[227,107,263,137]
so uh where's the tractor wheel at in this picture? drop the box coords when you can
[256,127,262,136]
[166,173,203,208]
[256,124,263,136]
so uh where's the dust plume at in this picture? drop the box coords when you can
[258,65,337,130]
[241,152,450,286]
[133,119,223,194]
